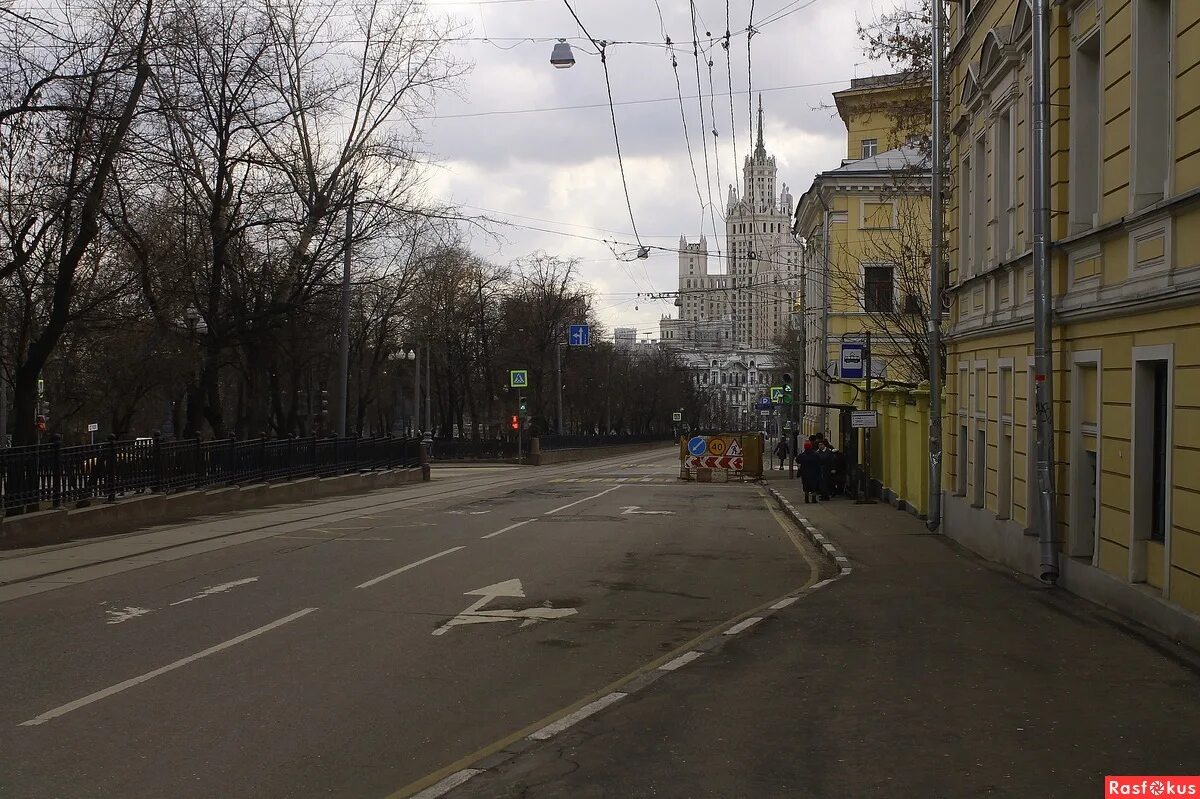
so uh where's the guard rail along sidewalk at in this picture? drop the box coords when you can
[0,433,424,548]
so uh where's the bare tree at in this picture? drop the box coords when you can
[0,0,155,444]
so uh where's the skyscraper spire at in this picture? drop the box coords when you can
[754,95,766,159]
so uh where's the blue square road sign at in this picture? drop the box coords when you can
[569,324,590,347]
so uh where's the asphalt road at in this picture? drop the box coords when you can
[0,449,818,798]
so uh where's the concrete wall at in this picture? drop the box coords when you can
[0,468,423,549]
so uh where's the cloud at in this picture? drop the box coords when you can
[417,0,899,336]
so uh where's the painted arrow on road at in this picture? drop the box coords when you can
[432,579,578,636]
[620,506,675,516]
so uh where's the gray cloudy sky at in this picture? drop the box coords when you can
[418,0,894,339]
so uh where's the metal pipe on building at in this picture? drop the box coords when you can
[1032,0,1060,583]
[927,0,945,531]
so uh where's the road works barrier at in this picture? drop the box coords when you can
[678,433,764,482]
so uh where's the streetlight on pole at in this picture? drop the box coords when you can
[183,305,208,438]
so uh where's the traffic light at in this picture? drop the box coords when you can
[782,373,793,406]
[320,390,329,416]
[518,396,527,414]
[510,415,520,431]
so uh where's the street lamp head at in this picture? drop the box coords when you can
[406,349,416,361]
[550,39,575,69]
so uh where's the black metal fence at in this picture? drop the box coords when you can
[0,434,422,515]
[538,433,674,451]
[430,438,521,461]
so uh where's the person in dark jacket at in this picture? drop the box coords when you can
[814,440,834,499]
[773,438,789,471]
[798,441,822,503]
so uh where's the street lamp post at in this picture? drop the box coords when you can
[183,306,208,439]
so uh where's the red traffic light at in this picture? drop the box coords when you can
[510,415,520,430]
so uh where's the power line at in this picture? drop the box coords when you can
[560,0,644,253]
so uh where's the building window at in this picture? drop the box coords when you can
[995,107,1014,258]
[864,265,895,312]
[960,147,972,277]
[1149,360,1169,542]
[861,138,878,159]
[1132,0,1171,209]
[973,134,987,271]
[1070,25,1102,231]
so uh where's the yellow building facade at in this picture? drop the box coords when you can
[794,76,931,483]
[943,0,1200,634]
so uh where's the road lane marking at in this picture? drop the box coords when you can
[355,547,466,589]
[528,692,627,740]
[481,519,533,539]
[543,485,621,515]
[770,596,800,610]
[411,769,485,799]
[620,506,675,516]
[724,617,764,635]
[20,607,318,727]
[105,606,151,625]
[658,651,703,671]
[169,577,259,606]
[433,579,578,636]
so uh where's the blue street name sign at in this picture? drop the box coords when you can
[569,324,590,347]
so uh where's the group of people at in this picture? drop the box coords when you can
[772,433,846,503]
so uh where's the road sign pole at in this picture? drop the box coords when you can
[556,333,566,439]
[860,331,874,503]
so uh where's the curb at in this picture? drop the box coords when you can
[764,485,853,579]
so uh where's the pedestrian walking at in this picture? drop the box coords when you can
[798,441,822,502]
[773,438,789,471]
[817,440,834,500]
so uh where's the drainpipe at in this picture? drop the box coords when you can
[927,0,945,531]
[1032,0,1060,583]
[815,192,833,437]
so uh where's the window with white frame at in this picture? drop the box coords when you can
[1070,25,1102,232]
[973,134,988,271]
[861,138,878,159]
[864,265,895,312]
[995,107,1015,258]
[1132,0,1171,210]
[960,145,972,278]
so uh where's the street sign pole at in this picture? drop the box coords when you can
[555,331,563,436]
[860,331,874,503]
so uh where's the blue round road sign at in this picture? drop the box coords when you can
[687,436,707,457]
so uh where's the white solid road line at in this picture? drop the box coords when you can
[411,769,485,799]
[480,519,533,540]
[724,617,764,635]
[658,651,703,671]
[543,485,621,516]
[528,692,627,740]
[19,607,318,727]
[355,547,466,589]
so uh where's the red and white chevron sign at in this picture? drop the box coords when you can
[685,455,744,470]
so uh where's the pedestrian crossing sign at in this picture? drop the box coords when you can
[769,385,783,404]
[510,370,528,388]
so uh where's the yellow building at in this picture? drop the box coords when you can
[793,75,931,470]
[943,0,1200,639]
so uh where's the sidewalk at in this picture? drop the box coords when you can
[450,481,1200,798]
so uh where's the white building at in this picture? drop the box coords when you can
[660,97,799,351]
[613,327,637,351]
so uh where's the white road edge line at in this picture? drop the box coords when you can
[19,607,318,727]
[481,519,533,540]
[355,547,466,589]
[543,485,621,516]
[659,651,703,671]
[770,596,800,610]
[410,769,485,799]
[529,692,627,740]
[724,617,764,635]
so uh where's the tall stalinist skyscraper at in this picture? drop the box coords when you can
[661,97,798,350]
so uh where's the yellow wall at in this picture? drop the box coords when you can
[944,0,1200,616]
